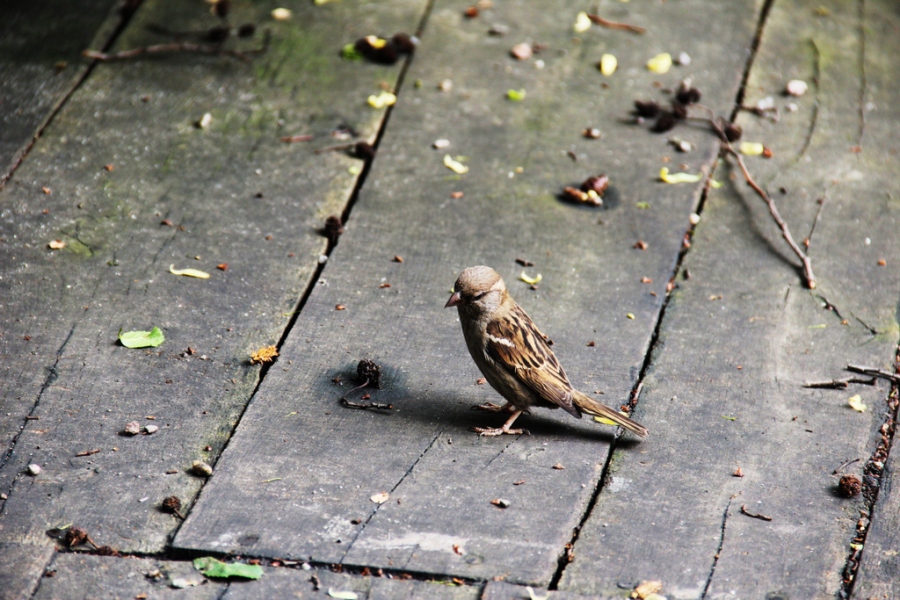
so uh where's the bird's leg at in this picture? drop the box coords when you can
[471,401,515,413]
[473,409,529,437]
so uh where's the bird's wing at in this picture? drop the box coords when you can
[484,304,580,417]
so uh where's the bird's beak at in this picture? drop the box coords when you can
[445,291,462,308]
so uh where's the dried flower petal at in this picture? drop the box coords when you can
[848,394,866,412]
[739,141,764,156]
[646,52,672,74]
[169,265,210,279]
[599,53,617,76]
[443,155,469,174]
[250,345,278,364]
[573,11,591,33]
[367,91,397,109]
[519,271,542,285]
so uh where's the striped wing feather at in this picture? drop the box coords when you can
[484,305,580,417]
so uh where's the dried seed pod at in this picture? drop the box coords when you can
[162,495,182,513]
[490,498,511,508]
[652,113,676,133]
[64,527,89,548]
[357,359,382,388]
[95,545,118,556]
[323,215,344,245]
[391,32,418,55]
[237,23,256,38]
[675,82,702,105]
[354,36,399,65]
[671,104,688,120]
[580,175,609,196]
[634,100,661,118]
[838,474,861,498]
[723,122,743,142]
[353,141,375,160]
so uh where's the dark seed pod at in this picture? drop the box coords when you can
[237,23,256,38]
[207,26,230,43]
[95,545,118,556]
[671,104,688,120]
[839,474,862,498]
[212,0,230,18]
[162,496,182,513]
[353,141,376,160]
[580,174,609,196]
[634,100,661,118]
[652,113,676,133]
[391,32,418,55]
[63,527,89,548]
[723,122,743,142]
[357,359,382,388]
[323,215,344,246]
[676,85,702,105]
[354,37,400,65]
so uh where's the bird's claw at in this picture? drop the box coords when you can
[471,402,513,413]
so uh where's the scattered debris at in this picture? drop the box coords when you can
[587,13,646,34]
[838,474,862,498]
[118,326,165,349]
[123,421,142,436]
[733,467,744,477]
[250,345,278,365]
[192,460,213,477]
[519,271,542,285]
[443,155,469,174]
[370,491,390,504]
[490,498,511,508]
[193,556,263,579]
[785,79,808,97]
[848,394,867,412]
[740,505,773,521]
[271,8,292,21]
[646,52,672,74]
[27,464,42,476]
[552,463,565,470]
[161,496,186,519]
[367,91,397,109]
[632,580,663,599]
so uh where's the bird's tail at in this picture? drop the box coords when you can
[572,391,648,438]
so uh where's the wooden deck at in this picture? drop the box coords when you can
[1,1,898,598]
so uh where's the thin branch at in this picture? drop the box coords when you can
[587,13,646,34]
[83,31,270,63]
[846,364,900,385]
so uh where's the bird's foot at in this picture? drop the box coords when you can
[473,425,530,437]
[471,402,514,413]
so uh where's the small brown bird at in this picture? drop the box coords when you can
[445,266,648,438]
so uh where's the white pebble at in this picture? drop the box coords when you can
[677,51,691,66]
[27,464,41,476]
[144,425,159,434]
[433,139,450,149]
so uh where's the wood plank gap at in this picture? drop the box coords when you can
[699,497,734,600]
[729,0,776,122]
[0,0,145,190]
[840,381,899,598]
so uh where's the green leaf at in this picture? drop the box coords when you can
[118,327,165,349]
[506,89,526,102]
[341,43,362,61]
[193,557,263,580]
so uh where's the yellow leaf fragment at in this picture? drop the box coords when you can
[632,580,663,600]
[710,179,722,188]
[250,345,278,365]
[599,53,617,76]
[659,167,701,184]
[364,35,387,49]
[519,271,542,285]
[848,394,866,412]
[370,491,390,504]
[646,52,672,74]
[626,313,635,320]
[367,91,396,109]
[443,154,469,174]
[573,11,592,33]
[739,141,764,156]
[169,265,210,279]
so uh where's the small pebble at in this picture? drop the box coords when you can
[27,464,42,476]
[490,498,511,508]
[144,425,159,435]
[689,213,701,225]
[433,138,450,149]
[785,79,808,97]
[510,43,532,60]
[677,51,691,66]
[756,96,775,111]
[438,79,453,92]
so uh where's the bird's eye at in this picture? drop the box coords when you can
[473,291,488,300]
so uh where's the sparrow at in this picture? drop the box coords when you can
[445,266,648,438]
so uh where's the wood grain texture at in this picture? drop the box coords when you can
[0,0,122,182]
[0,0,426,553]
[175,0,759,586]
[0,543,55,600]
[560,0,900,597]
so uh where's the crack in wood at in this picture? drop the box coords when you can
[339,430,445,563]
[855,0,868,148]
[700,497,733,600]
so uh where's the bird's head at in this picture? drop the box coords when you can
[445,266,508,316]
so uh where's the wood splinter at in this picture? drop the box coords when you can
[740,505,773,522]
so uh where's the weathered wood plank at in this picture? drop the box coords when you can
[0,543,55,600]
[0,0,426,553]
[0,0,123,182]
[483,581,613,600]
[175,0,759,586]
[32,553,225,599]
[222,568,481,600]
[560,0,900,597]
